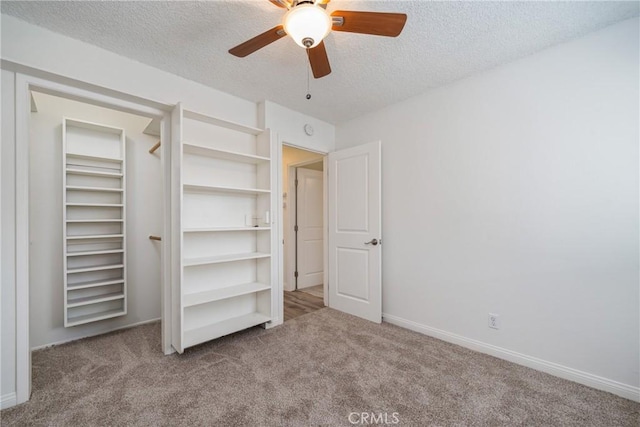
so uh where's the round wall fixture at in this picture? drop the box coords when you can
[304,124,314,136]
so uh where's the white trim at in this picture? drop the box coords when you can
[0,69,3,413]
[2,60,169,114]
[13,72,172,405]
[15,73,30,405]
[383,313,640,403]
[1,392,17,410]
[30,318,161,351]
[322,156,328,307]
[161,112,174,355]
[275,133,284,325]
[286,164,297,292]
[277,141,330,321]
[282,146,327,295]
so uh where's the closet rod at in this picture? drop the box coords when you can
[149,141,161,154]
[149,235,162,241]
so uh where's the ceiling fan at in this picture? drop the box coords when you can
[229,0,407,79]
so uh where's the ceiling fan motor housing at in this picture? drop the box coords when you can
[283,2,332,49]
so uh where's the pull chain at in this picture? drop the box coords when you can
[305,48,311,100]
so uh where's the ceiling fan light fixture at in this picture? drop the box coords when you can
[283,3,331,49]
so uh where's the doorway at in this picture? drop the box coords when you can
[282,145,326,321]
[28,90,164,349]
[13,73,171,404]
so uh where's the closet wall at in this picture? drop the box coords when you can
[29,92,162,348]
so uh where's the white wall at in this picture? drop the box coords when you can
[28,92,162,348]
[1,15,256,126]
[259,100,334,313]
[1,69,17,408]
[259,101,335,153]
[336,17,639,398]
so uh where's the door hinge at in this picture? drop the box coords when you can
[295,179,299,187]
[294,271,299,278]
[294,225,298,232]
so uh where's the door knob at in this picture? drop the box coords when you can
[365,238,379,246]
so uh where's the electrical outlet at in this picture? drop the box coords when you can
[488,313,500,330]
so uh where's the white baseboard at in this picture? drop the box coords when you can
[382,313,640,403]
[30,318,161,351]
[1,392,17,410]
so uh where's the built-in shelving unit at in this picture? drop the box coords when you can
[172,106,275,353]
[63,118,127,327]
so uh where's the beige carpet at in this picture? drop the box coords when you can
[2,308,638,426]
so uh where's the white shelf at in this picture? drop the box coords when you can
[66,308,126,327]
[183,312,270,348]
[183,184,270,195]
[63,117,127,328]
[66,185,123,193]
[66,152,122,163]
[183,143,269,164]
[67,263,124,274]
[66,219,123,223]
[67,291,124,308]
[66,203,123,208]
[67,249,124,257]
[183,227,271,233]
[183,282,271,307]
[183,252,271,267]
[65,117,125,134]
[67,278,125,290]
[66,168,123,178]
[173,110,272,352]
[66,234,124,240]
[183,110,263,135]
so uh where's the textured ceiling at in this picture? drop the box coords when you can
[2,1,638,124]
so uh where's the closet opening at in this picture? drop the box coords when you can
[281,144,327,322]
[28,90,164,352]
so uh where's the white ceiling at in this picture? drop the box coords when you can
[2,1,638,124]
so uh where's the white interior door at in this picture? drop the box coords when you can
[328,141,381,323]
[296,167,324,289]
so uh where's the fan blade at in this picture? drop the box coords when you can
[229,26,286,57]
[268,0,291,8]
[331,10,407,37]
[307,41,331,79]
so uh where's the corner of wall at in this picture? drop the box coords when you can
[262,100,335,153]
[383,313,640,402]
[257,100,267,130]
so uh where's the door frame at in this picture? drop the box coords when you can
[280,143,329,308]
[13,71,172,405]
[287,159,325,293]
